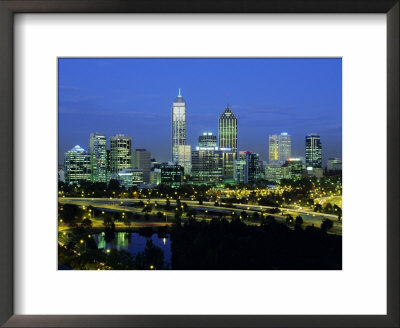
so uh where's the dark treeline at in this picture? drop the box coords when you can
[171,218,342,270]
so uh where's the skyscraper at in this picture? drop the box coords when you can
[269,132,291,164]
[89,133,107,183]
[218,105,237,153]
[218,104,238,179]
[132,149,151,183]
[176,145,191,175]
[268,135,279,163]
[238,151,260,184]
[305,134,322,169]
[198,132,217,148]
[64,145,91,185]
[171,88,187,163]
[110,134,132,176]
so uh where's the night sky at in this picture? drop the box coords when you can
[58,58,342,165]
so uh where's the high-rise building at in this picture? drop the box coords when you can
[171,89,187,163]
[160,163,184,188]
[282,158,306,180]
[218,105,237,153]
[191,147,223,184]
[198,132,217,148]
[235,151,260,184]
[269,132,291,164]
[327,158,342,172]
[233,159,247,184]
[64,145,91,185]
[132,149,151,183]
[218,105,238,179]
[89,133,107,183]
[176,145,192,175]
[110,134,132,176]
[305,134,322,169]
[268,135,279,163]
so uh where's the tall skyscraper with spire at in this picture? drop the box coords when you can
[218,102,238,179]
[171,89,191,174]
[218,104,237,153]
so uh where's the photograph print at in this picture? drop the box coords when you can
[58,58,342,270]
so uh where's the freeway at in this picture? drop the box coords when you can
[59,197,342,234]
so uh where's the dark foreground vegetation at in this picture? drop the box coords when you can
[171,218,342,270]
[59,211,341,270]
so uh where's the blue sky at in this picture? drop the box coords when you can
[58,58,342,165]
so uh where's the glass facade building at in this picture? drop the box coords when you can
[160,164,184,188]
[282,158,306,180]
[218,106,237,179]
[171,89,187,163]
[89,133,107,183]
[269,132,291,164]
[110,134,132,176]
[191,148,223,184]
[198,132,217,148]
[117,168,144,189]
[305,134,322,169]
[64,145,91,185]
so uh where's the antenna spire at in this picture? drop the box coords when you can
[226,93,230,108]
[178,88,182,98]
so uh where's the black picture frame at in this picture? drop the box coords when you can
[0,1,398,327]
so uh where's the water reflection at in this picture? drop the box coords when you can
[92,232,171,265]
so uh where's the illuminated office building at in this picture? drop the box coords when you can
[176,144,192,175]
[218,105,237,179]
[191,147,223,184]
[171,89,187,163]
[305,134,322,169]
[235,151,260,184]
[199,132,217,148]
[265,164,284,182]
[218,105,237,153]
[64,145,91,185]
[269,132,291,164]
[110,134,132,176]
[233,159,247,184]
[89,133,107,183]
[282,158,306,180]
[160,163,184,188]
[117,168,144,189]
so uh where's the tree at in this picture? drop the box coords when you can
[252,212,260,220]
[108,179,120,191]
[314,203,322,213]
[321,219,334,232]
[124,213,133,228]
[60,203,80,223]
[295,215,304,227]
[286,215,294,226]
[324,202,333,213]
[81,218,92,229]
[103,215,114,229]
[240,211,248,220]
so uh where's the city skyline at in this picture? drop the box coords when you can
[59,58,342,165]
